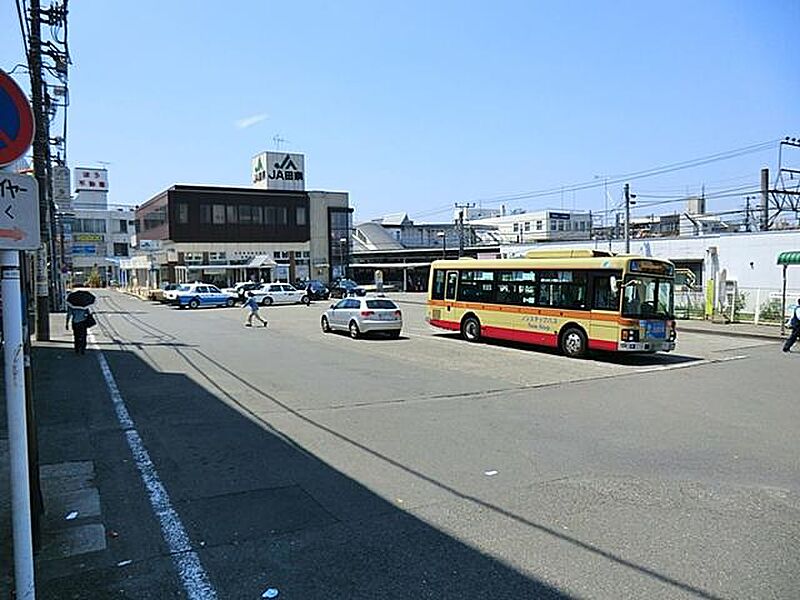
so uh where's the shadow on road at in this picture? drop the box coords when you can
[27,344,574,599]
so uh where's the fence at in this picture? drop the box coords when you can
[674,286,800,325]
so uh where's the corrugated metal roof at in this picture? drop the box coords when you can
[777,251,800,265]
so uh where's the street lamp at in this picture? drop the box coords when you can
[436,230,446,259]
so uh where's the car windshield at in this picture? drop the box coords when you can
[177,285,190,292]
[621,276,674,318]
[340,279,358,288]
[366,300,398,309]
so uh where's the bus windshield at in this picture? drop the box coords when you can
[622,276,674,319]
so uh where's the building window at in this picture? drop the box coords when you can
[296,206,307,226]
[557,221,564,231]
[177,203,189,225]
[200,204,212,224]
[277,207,288,225]
[209,252,226,264]
[118,219,128,233]
[551,221,557,231]
[184,252,203,265]
[212,204,225,224]
[226,205,238,224]
[536,220,543,231]
[252,206,263,224]
[524,222,531,232]
[239,205,253,224]
[264,207,275,225]
[113,243,129,257]
[73,218,106,233]
[513,223,519,232]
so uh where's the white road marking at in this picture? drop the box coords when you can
[89,332,218,600]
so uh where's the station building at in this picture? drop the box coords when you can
[126,152,351,289]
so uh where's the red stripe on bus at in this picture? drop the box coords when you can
[429,319,461,331]
[588,339,618,351]
[481,325,559,348]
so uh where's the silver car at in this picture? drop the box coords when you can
[321,296,402,339]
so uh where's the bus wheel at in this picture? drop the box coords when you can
[560,326,587,358]
[461,316,481,343]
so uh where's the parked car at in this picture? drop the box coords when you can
[222,281,262,302]
[153,283,183,303]
[304,279,330,300]
[321,296,402,338]
[164,283,191,304]
[250,283,311,306]
[174,283,238,309]
[329,278,366,299]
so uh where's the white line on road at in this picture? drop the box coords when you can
[89,332,218,600]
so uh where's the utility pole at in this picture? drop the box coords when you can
[760,167,769,231]
[454,202,475,257]
[28,0,51,340]
[624,183,631,253]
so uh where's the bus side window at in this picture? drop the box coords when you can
[431,270,446,300]
[445,271,458,300]
[593,275,620,310]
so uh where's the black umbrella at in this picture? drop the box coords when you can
[66,290,96,308]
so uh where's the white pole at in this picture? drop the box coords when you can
[1,250,36,600]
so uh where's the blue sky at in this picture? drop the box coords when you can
[2,0,798,223]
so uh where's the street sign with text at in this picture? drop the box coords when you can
[0,173,40,250]
[0,70,35,167]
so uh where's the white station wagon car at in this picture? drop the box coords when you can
[321,296,402,338]
[250,283,311,306]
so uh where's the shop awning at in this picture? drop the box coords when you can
[248,255,278,268]
[777,251,800,265]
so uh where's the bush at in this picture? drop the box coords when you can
[758,298,783,323]
[86,268,102,288]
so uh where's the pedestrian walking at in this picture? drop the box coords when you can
[243,291,268,327]
[66,304,93,354]
[782,297,800,353]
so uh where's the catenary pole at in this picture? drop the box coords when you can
[624,183,631,254]
[28,0,51,340]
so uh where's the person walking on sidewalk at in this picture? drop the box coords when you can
[782,298,800,353]
[243,291,268,327]
[66,304,92,354]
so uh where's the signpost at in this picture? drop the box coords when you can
[0,68,37,600]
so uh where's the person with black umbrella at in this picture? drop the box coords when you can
[65,290,96,355]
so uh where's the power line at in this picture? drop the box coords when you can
[15,0,29,55]
[411,139,777,219]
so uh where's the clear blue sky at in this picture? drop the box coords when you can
[2,0,798,223]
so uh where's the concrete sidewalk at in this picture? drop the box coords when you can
[387,292,786,341]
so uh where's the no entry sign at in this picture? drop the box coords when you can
[0,70,35,168]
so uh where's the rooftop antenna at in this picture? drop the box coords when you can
[273,134,288,150]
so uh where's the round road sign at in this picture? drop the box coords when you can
[0,70,35,167]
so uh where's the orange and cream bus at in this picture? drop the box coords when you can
[425,249,676,358]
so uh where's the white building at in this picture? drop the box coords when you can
[471,209,592,244]
[66,168,136,285]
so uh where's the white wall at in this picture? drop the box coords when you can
[504,229,800,291]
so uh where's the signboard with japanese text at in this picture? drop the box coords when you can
[0,172,40,250]
[53,165,72,209]
[75,167,108,192]
[252,152,305,191]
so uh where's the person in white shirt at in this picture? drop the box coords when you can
[783,297,800,353]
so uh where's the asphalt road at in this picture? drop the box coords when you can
[33,290,800,599]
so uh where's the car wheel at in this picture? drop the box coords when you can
[262,297,273,307]
[560,326,587,358]
[349,321,360,339]
[301,295,310,305]
[321,316,331,333]
[461,316,481,342]
[225,298,235,308]
[188,298,200,310]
